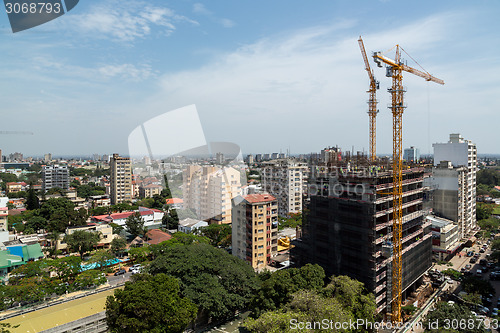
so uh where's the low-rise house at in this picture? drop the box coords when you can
[178,218,208,234]
[5,182,27,194]
[145,229,172,245]
[91,207,164,229]
[56,223,117,251]
[88,195,111,208]
[165,198,183,210]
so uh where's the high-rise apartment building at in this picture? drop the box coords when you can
[262,159,307,216]
[182,165,241,224]
[430,161,467,239]
[433,133,477,238]
[42,165,69,192]
[293,166,432,314]
[404,146,420,163]
[232,193,279,271]
[110,154,132,205]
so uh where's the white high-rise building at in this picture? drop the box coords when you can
[262,159,307,216]
[182,165,241,224]
[433,133,477,238]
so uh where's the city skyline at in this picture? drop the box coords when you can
[1,1,499,156]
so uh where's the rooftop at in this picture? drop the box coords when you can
[244,193,276,204]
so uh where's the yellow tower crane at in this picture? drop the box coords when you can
[372,46,443,323]
[358,36,379,162]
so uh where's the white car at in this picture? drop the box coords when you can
[476,269,483,276]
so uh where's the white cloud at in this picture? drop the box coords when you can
[69,1,197,42]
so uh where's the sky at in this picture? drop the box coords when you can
[0,0,499,157]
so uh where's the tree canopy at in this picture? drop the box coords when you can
[423,302,486,333]
[64,230,101,259]
[106,273,197,333]
[147,242,259,322]
[125,212,146,238]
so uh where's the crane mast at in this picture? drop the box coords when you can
[358,37,379,162]
[372,45,444,323]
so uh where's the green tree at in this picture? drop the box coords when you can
[64,230,101,259]
[161,174,172,199]
[50,256,82,283]
[423,302,486,332]
[125,212,146,238]
[321,275,376,322]
[106,273,197,333]
[25,186,40,210]
[128,246,151,263]
[148,243,259,322]
[250,264,326,318]
[477,202,494,221]
[461,276,495,297]
[244,290,348,333]
[196,224,232,248]
[46,230,62,258]
[88,250,115,270]
[109,222,124,235]
[162,207,179,229]
[111,237,127,257]
[25,216,48,233]
[73,270,106,289]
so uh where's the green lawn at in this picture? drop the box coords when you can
[493,206,500,215]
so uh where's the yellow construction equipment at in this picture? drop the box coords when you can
[278,236,292,251]
[372,45,443,323]
[358,36,379,162]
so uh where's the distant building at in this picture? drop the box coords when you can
[404,146,420,163]
[262,159,307,216]
[42,165,69,192]
[216,152,224,165]
[247,154,254,164]
[232,194,278,271]
[59,223,117,250]
[165,198,183,210]
[182,165,241,224]
[110,154,132,205]
[433,134,477,239]
[5,182,27,194]
[44,153,52,162]
[139,184,163,198]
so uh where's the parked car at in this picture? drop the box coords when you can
[465,264,472,270]
[480,248,485,253]
[470,257,477,263]
[476,269,483,276]
[129,264,142,272]
[114,269,126,276]
[467,251,474,257]
[491,308,499,317]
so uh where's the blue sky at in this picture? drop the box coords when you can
[0,0,499,157]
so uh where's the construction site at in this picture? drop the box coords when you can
[292,37,444,322]
[293,163,433,315]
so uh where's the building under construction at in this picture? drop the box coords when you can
[292,160,432,314]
